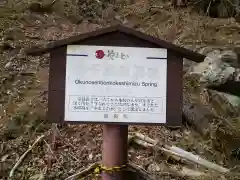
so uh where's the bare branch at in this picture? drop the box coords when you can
[65,162,99,180]
[129,133,230,173]
[9,135,45,178]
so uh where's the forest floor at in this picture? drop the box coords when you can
[0,0,240,179]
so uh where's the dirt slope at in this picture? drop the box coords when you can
[0,0,240,179]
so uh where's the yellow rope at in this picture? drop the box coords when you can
[80,164,127,179]
[93,164,127,175]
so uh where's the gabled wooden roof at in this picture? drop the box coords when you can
[26,24,205,62]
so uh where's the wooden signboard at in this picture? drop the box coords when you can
[49,46,182,126]
[26,25,205,126]
[26,25,205,180]
[65,45,168,124]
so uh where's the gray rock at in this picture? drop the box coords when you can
[210,90,240,116]
[183,58,197,73]
[188,49,239,87]
[198,46,222,57]
[4,62,13,70]
[220,50,238,67]
[147,162,162,172]
[223,93,240,109]
[234,46,240,59]
[234,69,240,82]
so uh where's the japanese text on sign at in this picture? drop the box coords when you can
[69,95,164,114]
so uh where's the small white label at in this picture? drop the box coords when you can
[64,45,167,123]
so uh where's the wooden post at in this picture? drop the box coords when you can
[102,125,128,180]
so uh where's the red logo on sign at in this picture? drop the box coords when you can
[95,50,105,59]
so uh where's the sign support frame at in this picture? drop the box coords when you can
[102,124,128,179]
[26,24,193,180]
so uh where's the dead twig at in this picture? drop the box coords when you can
[133,138,154,148]
[9,134,45,179]
[44,140,54,155]
[30,120,45,140]
[65,162,100,180]
[162,145,229,173]
[130,160,207,179]
[134,132,156,145]
[68,152,80,162]
[44,139,55,170]
[129,132,230,173]
[128,162,155,180]
[51,123,62,151]
[156,163,208,178]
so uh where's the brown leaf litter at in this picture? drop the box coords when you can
[0,0,240,179]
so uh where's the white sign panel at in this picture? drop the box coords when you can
[64,45,167,124]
